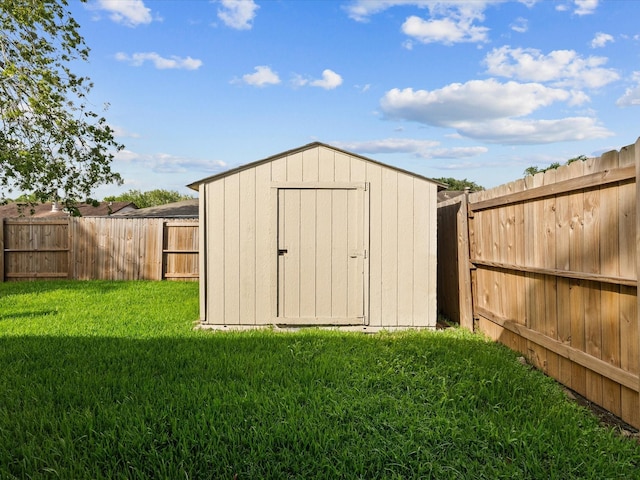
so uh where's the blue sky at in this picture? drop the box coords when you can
[69,0,640,197]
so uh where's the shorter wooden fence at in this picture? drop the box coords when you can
[0,217,199,282]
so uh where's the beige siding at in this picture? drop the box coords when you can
[201,144,437,328]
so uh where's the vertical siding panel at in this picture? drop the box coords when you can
[283,189,301,317]
[316,188,332,318]
[208,179,226,324]
[332,189,349,318]
[224,175,241,324]
[318,147,335,181]
[426,183,437,328]
[198,185,207,321]
[397,174,414,325]
[254,163,272,324]
[367,163,383,326]
[302,148,319,182]
[334,152,351,182]
[239,169,257,324]
[350,159,367,322]
[271,157,287,319]
[346,188,360,319]
[413,180,430,326]
[286,152,303,182]
[381,168,399,326]
[299,188,317,317]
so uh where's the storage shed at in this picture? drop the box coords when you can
[188,142,442,330]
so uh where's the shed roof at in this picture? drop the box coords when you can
[114,199,199,218]
[188,142,446,190]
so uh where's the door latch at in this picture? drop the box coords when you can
[278,249,288,256]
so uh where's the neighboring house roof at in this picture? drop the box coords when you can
[114,199,199,218]
[0,201,137,218]
[188,141,447,190]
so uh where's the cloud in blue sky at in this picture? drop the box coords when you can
[94,0,154,26]
[115,52,203,70]
[483,46,619,88]
[235,66,281,87]
[591,32,614,48]
[217,0,259,30]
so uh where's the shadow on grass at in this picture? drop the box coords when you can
[0,279,135,299]
[0,331,639,479]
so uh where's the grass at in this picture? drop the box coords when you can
[0,281,639,479]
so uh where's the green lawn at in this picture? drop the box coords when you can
[0,280,638,479]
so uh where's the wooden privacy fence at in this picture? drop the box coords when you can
[0,217,199,282]
[438,138,640,429]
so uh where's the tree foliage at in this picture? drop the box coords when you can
[523,155,587,177]
[104,189,195,209]
[0,0,123,208]
[433,177,484,192]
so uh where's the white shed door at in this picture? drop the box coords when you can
[277,186,367,324]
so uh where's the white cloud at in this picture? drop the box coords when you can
[510,17,528,33]
[115,150,226,174]
[115,52,203,70]
[574,0,598,15]
[484,46,619,88]
[591,32,614,48]
[96,0,153,26]
[344,0,428,22]
[345,0,520,45]
[344,1,510,22]
[291,70,343,90]
[402,15,489,45]
[331,138,488,160]
[217,0,259,30]
[238,66,281,87]
[381,80,577,125]
[379,79,611,145]
[110,125,140,138]
[457,117,612,144]
[310,70,343,90]
[616,72,640,107]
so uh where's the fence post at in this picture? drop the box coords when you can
[458,191,474,330]
[636,136,640,424]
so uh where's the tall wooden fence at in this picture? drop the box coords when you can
[438,138,640,429]
[0,217,198,282]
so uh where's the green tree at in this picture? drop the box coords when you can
[0,0,123,209]
[523,156,586,177]
[433,177,484,192]
[104,189,195,209]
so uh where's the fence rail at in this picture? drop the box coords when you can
[437,138,640,429]
[0,217,199,282]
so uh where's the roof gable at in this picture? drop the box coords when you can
[188,142,445,190]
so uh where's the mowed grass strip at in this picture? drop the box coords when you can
[0,280,638,479]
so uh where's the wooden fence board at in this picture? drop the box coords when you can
[1,217,199,282]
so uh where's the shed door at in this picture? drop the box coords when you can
[277,186,367,324]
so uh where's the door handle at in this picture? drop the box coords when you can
[278,249,288,256]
